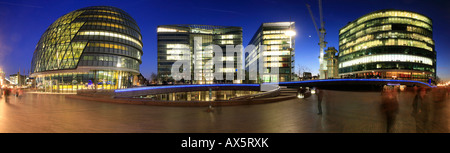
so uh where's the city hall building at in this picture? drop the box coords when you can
[338,10,436,82]
[30,6,143,92]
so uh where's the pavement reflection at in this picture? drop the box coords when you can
[0,87,448,133]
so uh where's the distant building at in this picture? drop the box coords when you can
[303,72,312,80]
[324,47,339,78]
[135,73,148,86]
[338,9,436,82]
[26,77,34,87]
[157,24,243,84]
[9,73,27,86]
[312,75,319,80]
[245,22,296,83]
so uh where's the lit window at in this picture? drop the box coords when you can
[78,31,142,48]
[220,40,234,45]
[221,57,234,61]
[339,54,433,68]
[85,22,125,29]
[79,15,124,22]
[157,27,187,33]
[167,55,189,60]
[166,44,189,48]
[167,50,188,54]
[219,68,235,72]
[263,51,290,56]
[221,35,235,39]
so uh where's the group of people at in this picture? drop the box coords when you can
[0,87,23,98]
[299,84,448,133]
[378,85,448,133]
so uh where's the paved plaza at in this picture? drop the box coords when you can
[0,89,448,133]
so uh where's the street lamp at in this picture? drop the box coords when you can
[285,30,296,37]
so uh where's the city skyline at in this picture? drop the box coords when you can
[0,0,449,81]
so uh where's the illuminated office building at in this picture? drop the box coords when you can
[9,74,27,86]
[30,6,143,92]
[157,25,243,84]
[338,10,436,82]
[245,22,296,83]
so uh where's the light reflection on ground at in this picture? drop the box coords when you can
[134,90,262,101]
[0,88,448,133]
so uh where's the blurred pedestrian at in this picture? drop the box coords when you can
[4,87,10,102]
[18,88,23,97]
[5,87,10,96]
[11,87,16,97]
[316,87,324,115]
[381,86,399,133]
[412,88,421,116]
[413,87,432,133]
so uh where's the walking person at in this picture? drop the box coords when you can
[412,87,431,132]
[18,88,23,97]
[4,87,10,102]
[316,87,324,115]
[417,87,431,132]
[412,87,421,116]
[381,86,399,133]
[15,87,19,97]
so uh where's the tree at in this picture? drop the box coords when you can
[157,72,168,85]
[150,72,158,84]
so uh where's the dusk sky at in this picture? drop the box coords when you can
[0,0,449,81]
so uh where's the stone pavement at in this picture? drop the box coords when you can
[0,89,448,133]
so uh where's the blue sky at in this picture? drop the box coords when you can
[0,0,449,81]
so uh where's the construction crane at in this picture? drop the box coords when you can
[306,0,327,79]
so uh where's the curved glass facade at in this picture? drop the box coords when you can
[338,10,436,82]
[30,6,143,92]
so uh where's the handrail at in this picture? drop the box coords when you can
[229,87,280,101]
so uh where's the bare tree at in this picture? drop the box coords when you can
[150,72,158,84]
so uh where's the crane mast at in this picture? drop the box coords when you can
[306,0,327,79]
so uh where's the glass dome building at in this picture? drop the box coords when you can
[338,10,436,82]
[30,6,143,92]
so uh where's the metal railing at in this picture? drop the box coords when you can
[229,87,280,101]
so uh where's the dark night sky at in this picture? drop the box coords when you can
[0,0,449,81]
